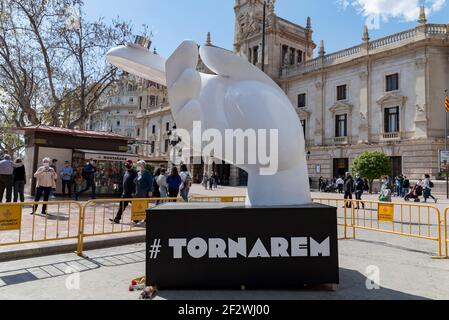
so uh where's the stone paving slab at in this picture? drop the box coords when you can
[0,234,448,300]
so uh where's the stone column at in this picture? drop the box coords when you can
[358,70,369,143]
[314,81,324,146]
[414,57,428,138]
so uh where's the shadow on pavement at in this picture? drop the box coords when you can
[350,238,436,256]
[156,268,429,301]
[0,250,145,288]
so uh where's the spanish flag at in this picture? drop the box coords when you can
[446,95,449,113]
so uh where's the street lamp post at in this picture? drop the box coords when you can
[261,0,266,73]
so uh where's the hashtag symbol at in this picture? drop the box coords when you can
[149,239,162,259]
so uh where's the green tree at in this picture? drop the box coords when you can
[352,151,391,193]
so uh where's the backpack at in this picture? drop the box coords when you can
[364,182,370,191]
[183,173,193,188]
[82,165,94,180]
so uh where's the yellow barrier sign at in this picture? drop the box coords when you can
[131,200,149,221]
[0,204,22,231]
[221,197,235,203]
[378,203,395,222]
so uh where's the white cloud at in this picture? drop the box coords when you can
[337,0,447,22]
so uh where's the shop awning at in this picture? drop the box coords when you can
[15,125,133,141]
[74,149,139,162]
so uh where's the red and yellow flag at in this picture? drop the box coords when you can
[446,95,449,113]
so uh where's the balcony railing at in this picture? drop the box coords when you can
[382,132,400,140]
[283,24,447,77]
[334,136,349,144]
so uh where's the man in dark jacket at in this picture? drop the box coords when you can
[354,175,365,209]
[13,159,26,202]
[344,172,354,208]
[111,160,137,224]
[75,159,97,200]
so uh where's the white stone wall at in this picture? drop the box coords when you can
[284,44,448,181]
[286,48,435,146]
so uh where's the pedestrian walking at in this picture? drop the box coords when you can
[60,161,74,198]
[213,173,219,189]
[73,169,83,194]
[343,172,354,208]
[363,179,370,194]
[209,176,214,191]
[179,164,192,202]
[111,160,137,224]
[75,159,97,200]
[135,160,154,198]
[318,177,324,192]
[336,177,344,194]
[202,175,208,190]
[0,154,23,203]
[395,175,404,197]
[379,176,392,203]
[49,159,58,199]
[157,168,169,200]
[152,167,162,204]
[402,176,410,198]
[167,167,182,200]
[31,158,57,215]
[423,174,437,204]
[354,175,365,209]
[13,159,26,203]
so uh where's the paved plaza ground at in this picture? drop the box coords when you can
[0,230,448,300]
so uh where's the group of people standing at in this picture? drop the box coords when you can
[319,175,369,196]
[110,161,192,224]
[202,173,220,190]
[378,174,437,204]
[337,172,369,209]
[323,172,438,207]
[3,154,194,218]
[402,175,437,203]
[0,155,26,203]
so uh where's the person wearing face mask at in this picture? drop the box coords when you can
[75,159,97,200]
[379,176,392,203]
[60,161,74,198]
[134,160,154,198]
[111,160,137,224]
[31,157,58,215]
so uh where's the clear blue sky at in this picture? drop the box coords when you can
[84,0,449,58]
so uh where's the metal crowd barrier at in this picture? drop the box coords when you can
[444,208,449,258]
[76,197,180,256]
[0,201,82,247]
[189,196,247,203]
[311,198,353,240]
[313,198,443,257]
[0,196,446,259]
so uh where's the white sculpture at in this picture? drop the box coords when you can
[106,40,311,207]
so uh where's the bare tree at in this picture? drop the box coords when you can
[0,0,134,129]
[0,0,42,125]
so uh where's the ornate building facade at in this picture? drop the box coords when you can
[88,75,140,153]
[236,0,449,189]
[92,1,449,189]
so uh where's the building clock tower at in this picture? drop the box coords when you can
[234,0,315,82]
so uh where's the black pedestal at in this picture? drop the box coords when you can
[146,203,339,289]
